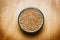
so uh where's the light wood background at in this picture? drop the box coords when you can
[0,0,60,40]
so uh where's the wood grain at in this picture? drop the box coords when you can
[0,0,60,40]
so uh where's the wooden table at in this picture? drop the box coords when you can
[0,0,60,40]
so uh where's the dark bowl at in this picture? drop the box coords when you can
[18,7,44,33]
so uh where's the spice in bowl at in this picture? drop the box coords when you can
[18,8,44,33]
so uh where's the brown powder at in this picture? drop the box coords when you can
[20,8,43,32]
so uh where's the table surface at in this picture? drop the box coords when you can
[0,0,60,40]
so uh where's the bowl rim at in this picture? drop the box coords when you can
[18,7,44,33]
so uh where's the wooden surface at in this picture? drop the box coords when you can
[0,0,60,40]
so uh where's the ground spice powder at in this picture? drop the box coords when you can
[20,8,43,32]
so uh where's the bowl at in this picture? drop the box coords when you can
[18,7,44,33]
